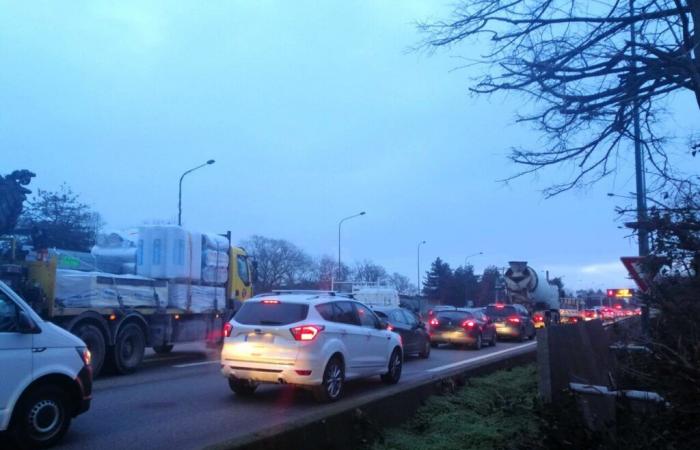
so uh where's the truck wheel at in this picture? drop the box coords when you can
[152,345,174,354]
[10,385,72,449]
[73,324,106,377]
[113,323,145,374]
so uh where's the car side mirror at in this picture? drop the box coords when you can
[18,310,40,334]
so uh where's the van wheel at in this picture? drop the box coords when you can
[380,348,402,384]
[313,356,344,402]
[11,385,72,449]
[153,345,174,354]
[73,324,106,376]
[228,378,258,396]
[113,323,145,374]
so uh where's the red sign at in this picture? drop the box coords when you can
[621,257,649,292]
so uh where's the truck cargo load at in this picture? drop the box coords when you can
[167,283,226,312]
[55,269,167,309]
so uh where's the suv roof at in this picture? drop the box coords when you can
[250,292,355,306]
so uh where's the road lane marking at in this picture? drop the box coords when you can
[426,342,536,373]
[173,360,220,368]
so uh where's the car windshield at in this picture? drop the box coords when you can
[235,301,309,326]
[485,306,518,318]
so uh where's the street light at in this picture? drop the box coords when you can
[178,159,215,226]
[337,211,366,282]
[464,251,483,268]
[417,241,426,295]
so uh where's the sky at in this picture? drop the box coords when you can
[2,1,697,291]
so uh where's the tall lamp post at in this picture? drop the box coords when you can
[463,252,484,306]
[417,240,427,295]
[337,211,366,283]
[178,159,215,226]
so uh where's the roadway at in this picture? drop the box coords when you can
[49,340,537,450]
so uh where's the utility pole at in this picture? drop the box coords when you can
[337,211,366,284]
[178,159,215,226]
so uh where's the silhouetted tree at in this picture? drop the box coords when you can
[477,266,502,306]
[0,169,35,234]
[423,257,454,304]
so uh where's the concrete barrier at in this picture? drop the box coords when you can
[206,344,536,450]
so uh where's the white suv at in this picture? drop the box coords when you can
[0,281,92,449]
[221,293,403,402]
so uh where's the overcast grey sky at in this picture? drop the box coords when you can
[2,1,697,290]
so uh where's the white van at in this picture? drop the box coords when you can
[0,281,92,449]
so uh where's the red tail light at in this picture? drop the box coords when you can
[429,318,439,326]
[262,299,280,304]
[462,320,476,328]
[386,323,395,331]
[290,325,325,341]
[223,322,233,338]
[534,314,544,322]
[507,316,521,324]
[495,304,505,309]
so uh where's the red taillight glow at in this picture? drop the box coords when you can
[462,320,476,328]
[295,370,312,376]
[290,325,325,341]
[495,304,505,309]
[507,316,521,324]
[429,318,439,326]
[585,311,595,317]
[534,314,544,322]
[386,324,394,331]
[223,322,233,338]
[262,299,280,304]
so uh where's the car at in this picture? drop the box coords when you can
[485,304,536,341]
[582,309,599,321]
[595,306,616,321]
[0,281,92,449]
[428,308,496,349]
[371,306,431,358]
[220,293,403,402]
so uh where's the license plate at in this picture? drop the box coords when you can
[245,333,274,343]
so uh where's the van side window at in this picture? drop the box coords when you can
[0,292,19,333]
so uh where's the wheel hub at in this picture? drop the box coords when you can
[28,399,60,435]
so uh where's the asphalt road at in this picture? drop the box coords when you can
[48,339,536,450]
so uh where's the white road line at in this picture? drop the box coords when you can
[173,360,220,368]
[426,342,537,373]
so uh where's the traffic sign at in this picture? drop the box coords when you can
[621,257,649,292]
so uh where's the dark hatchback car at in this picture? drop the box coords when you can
[372,306,431,358]
[428,309,497,350]
[485,304,536,341]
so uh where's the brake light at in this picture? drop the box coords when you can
[495,304,505,309]
[223,322,233,337]
[462,320,476,328]
[262,299,280,304]
[290,325,325,341]
[534,314,543,322]
[429,318,439,326]
[507,316,520,324]
[295,370,312,376]
[386,323,394,331]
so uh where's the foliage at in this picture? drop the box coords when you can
[368,365,541,450]
[422,257,455,304]
[419,1,700,195]
[239,235,316,292]
[354,259,389,283]
[18,183,100,252]
[477,266,502,306]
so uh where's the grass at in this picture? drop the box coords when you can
[368,365,541,450]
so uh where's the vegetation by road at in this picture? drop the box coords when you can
[369,365,540,450]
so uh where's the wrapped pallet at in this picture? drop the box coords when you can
[54,269,166,309]
[136,226,202,280]
[201,233,229,285]
[91,229,138,274]
[167,283,225,313]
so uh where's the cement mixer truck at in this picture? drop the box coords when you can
[502,261,561,327]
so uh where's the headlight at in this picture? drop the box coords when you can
[76,347,92,366]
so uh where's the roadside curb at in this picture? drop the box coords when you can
[205,342,537,450]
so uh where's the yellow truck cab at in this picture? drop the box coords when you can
[228,246,253,302]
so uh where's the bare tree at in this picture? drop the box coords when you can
[239,235,315,292]
[353,259,389,283]
[419,1,700,195]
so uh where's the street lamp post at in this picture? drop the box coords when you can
[417,241,426,295]
[178,159,215,226]
[463,252,483,305]
[337,211,366,283]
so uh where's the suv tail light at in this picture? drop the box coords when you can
[290,325,325,341]
[223,322,233,338]
[533,314,544,322]
[507,316,521,324]
[429,318,439,327]
[462,320,476,328]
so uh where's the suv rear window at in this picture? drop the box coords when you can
[235,301,309,325]
[486,305,517,317]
